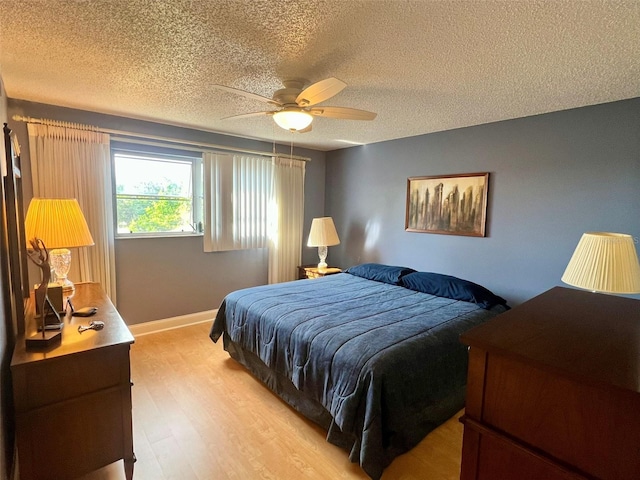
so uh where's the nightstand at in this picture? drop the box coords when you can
[11,282,135,480]
[298,265,342,279]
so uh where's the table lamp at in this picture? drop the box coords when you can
[307,217,340,269]
[561,232,640,294]
[25,198,95,298]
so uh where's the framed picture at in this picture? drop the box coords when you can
[405,172,489,237]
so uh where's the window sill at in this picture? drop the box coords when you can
[115,232,203,240]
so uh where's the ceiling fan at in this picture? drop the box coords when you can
[212,77,377,132]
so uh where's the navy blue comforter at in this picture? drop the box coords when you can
[210,273,505,479]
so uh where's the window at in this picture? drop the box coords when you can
[113,148,203,236]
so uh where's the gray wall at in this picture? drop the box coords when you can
[325,98,640,306]
[7,97,640,321]
[7,99,327,324]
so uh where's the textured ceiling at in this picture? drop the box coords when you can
[0,1,639,151]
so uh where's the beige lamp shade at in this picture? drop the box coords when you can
[561,232,640,294]
[25,198,94,249]
[307,217,340,247]
[307,217,340,270]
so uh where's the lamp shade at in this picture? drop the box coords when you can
[307,217,340,247]
[561,232,640,294]
[273,109,313,131]
[25,198,95,249]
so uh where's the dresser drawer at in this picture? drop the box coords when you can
[481,353,640,480]
[461,421,585,480]
[12,344,130,411]
[15,386,130,480]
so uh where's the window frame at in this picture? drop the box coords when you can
[111,145,203,239]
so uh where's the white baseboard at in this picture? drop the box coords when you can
[128,309,217,337]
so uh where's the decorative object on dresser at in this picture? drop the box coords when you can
[561,231,640,294]
[306,216,340,268]
[297,264,342,279]
[405,172,489,237]
[11,282,135,480]
[459,286,640,480]
[24,197,95,299]
[24,238,62,347]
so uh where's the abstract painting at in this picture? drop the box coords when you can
[405,172,489,237]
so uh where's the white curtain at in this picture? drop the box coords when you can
[267,156,306,283]
[27,123,117,302]
[203,153,271,252]
[203,152,305,284]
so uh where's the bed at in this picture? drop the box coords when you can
[210,263,508,479]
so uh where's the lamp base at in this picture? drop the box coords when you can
[53,278,76,299]
[26,330,62,349]
[50,249,76,298]
[316,246,328,271]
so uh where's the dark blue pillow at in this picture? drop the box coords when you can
[345,263,416,285]
[400,272,508,310]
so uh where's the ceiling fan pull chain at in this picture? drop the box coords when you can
[272,122,277,156]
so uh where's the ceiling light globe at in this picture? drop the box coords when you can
[273,110,313,131]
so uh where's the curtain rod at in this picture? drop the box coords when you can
[12,115,311,162]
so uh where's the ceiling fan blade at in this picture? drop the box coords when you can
[296,78,347,107]
[222,111,273,120]
[308,106,377,121]
[213,84,281,106]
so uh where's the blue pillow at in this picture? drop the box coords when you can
[400,272,508,310]
[345,263,416,285]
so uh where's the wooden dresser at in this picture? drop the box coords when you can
[459,286,640,480]
[11,282,135,480]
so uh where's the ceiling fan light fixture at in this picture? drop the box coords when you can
[273,109,313,131]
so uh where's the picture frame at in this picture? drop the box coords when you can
[405,172,489,237]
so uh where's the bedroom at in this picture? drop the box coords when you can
[1,1,640,479]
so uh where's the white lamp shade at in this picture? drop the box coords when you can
[561,232,640,294]
[307,217,340,247]
[25,198,95,249]
[273,109,313,131]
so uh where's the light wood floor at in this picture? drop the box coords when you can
[80,322,463,480]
